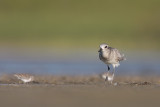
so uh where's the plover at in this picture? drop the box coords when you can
[14,74,34,83]
[98,43,126,83]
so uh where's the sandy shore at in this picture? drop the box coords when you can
[0,84,160,107]
[0,75,160,107]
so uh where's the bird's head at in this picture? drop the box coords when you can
[98,44,109,52]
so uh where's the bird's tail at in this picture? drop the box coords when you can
[121,54,126,61]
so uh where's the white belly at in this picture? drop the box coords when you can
[21,78,32,83]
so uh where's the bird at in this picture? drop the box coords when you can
[14,74,34,83]
[98,43,126,83]
[101,72,114,84]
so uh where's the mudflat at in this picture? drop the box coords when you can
[0,78,160,107]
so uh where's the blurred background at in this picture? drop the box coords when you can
[0,0,160,76]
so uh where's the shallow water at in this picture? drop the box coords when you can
[0,51,159,76]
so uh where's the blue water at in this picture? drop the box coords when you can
[0,51,159,76]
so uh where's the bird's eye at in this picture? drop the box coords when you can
[105,46,108,48]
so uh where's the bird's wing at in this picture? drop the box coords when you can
[114,49,125,61]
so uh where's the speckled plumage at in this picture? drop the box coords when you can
[14,74,34,83]
[98,43,126,83]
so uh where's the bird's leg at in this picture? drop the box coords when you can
[105,78,107,84]
[112,64,116,75]
[113,66,115,74]
[112,65,116,84]
[105,77,109,85]
[107,65,110,71]
[105,76,108,81]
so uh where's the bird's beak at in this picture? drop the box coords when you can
[98,48,101,52]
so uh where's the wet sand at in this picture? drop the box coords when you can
[0,84,160,107]
[0,75,160,107]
